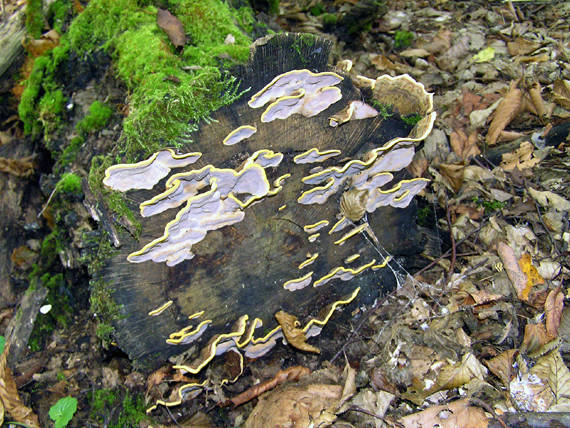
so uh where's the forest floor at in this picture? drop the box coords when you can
[0,0,569,427]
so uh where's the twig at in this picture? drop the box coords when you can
[37,184,59,218]
[165,406,183,428]
[344,406,404,427]
[414,220,486,277]
[444,203,456,288]
[532,200,558,256]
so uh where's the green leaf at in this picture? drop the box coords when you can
[49,396,78,428]
[0,336,5,354]
[472,47,495,63]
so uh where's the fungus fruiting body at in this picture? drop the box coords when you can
[223,125,257,146]
[103,149,201,191]
[101,34,436,411]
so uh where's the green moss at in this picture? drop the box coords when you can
[88,155,141,236]
[472,197,506,214]
[372,101,394,120]
[309,3,325,16]
[291,33,317,64]
[321,13,337,26]
[401,113,422,126]
[76,101,113,134]
[89,389,146,428]
[58,135,84,168]
[38,87,65,141]
[26,0,44,39]
[65,0,253,159]
[80,229,122,346]
[47,0,71,34]
[394,30,414,49]
[57,172,82,195]
[18,39,70,138]
[28,272,72,352]
[232,5,255,34]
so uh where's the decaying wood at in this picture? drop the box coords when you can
[102,34,426,368]
[4,286,48,367]
[0,2,25,78]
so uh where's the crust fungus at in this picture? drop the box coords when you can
[328,100,379,127]
[99,34,436,412]
[222,125,257,146]
[293,148,341,164]
[103,149,201,191]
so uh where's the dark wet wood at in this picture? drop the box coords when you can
[105,34,424,369]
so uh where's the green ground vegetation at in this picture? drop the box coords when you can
[79,228,122,345]
[473,196,506,214]
[76,101,113,134]
[47,0,72,34]
[89,388,147,428]
[49,396,78,428]
[66,0,253,159]
[394,30,414,49]
[401,112,422,126]
[26,0,45,39]
[372,101,395,120]
[18,39,70,141]
[20,0,255,159]
[18,0,256,346]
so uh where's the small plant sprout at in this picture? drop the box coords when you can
[49,396,78,428]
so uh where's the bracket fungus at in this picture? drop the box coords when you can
[99,34,435,411]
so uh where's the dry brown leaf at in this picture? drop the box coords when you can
[176,411,216,428]
[157,8,187,48]
[450,129,480,161]
[485,349,517,386]
[545,287,564,340]
[507,37,540,56]
[528,82,547,121]
[275,310,320,353]
[338,362,356,408]
[522,323,548,355]
[496,241,528,300]
[552,79,570,110]
[531,350,570,410]
[23,29,61,57]
[461,89,484,116]
[452,204,484,220]
[518,253,545,300]
[369,53,408,73]
[407,154,429,177]
[145,365,170,398]
[10,246,38,270]
[435,353,488,391]
[487,81,523,145]
[230,366,310,407]
[399,48,430,58]
[518,53,549,63]
[0,343,40,428]
[438,163,464,192]
[400,399,488,428]
[497,130,526,143]
[500,141,540,171]
[528,187,570,212]
[0,156,35,177]
[244,383,342,428]
[417,29,452,54]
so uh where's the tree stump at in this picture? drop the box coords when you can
[101,33,436,370]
